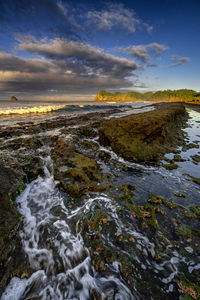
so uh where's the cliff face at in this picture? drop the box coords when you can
[99,103,188,163]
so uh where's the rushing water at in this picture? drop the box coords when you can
[0,102,200,299]
[1,154,134,300]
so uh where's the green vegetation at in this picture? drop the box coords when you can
[52,138,103,197]
[10,96,18,101]
[191,154,200,164]
[174,154,186,162]
[96,89,200,103]
[178,274,200,299]
[184,205,200,220]
[162,162,179,170]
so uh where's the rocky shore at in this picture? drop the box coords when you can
[99,103,188,163]
[0,102,200,299]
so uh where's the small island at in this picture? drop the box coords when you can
[95,89,200,104]
[10,96,18,101]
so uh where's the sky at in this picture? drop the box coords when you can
[0,0,199,101]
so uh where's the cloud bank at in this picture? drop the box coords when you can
[170,56,190,67]
[0,37,143,96]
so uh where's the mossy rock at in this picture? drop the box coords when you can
[184,205,200,220]
[77,126,97,139]
[191,154,200,164]
[0,164,29,295]
[178,274,200,300]
[174,154,186,162]
[52,138,102,196]
[148,194,163,205]
[186,174,200,186]
[182,143,199,152]
[99,103,187,163]
[162,162,179,170]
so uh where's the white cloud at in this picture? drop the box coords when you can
[118,43,169,65]
[170,56,190,67]
[86,3,152,33]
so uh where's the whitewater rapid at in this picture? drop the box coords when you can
[1,154,134,300]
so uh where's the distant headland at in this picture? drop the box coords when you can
[95,89,200,104]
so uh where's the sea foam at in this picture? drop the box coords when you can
[0,104,66,115]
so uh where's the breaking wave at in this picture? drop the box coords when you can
[0,105,67,115]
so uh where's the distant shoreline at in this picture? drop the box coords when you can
[95,89,200,104]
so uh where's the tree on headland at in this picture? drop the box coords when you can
[10,96,18,101]
[95,89,200,103]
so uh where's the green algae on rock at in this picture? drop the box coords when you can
[186,174,200,186]
[52,138,102,197]
[99,103,188,164]
[162,162,179,170]
[173,154,186,162]
[191,154,200,164]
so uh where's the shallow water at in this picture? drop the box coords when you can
[164,108,200,178]
[1,155,134,300]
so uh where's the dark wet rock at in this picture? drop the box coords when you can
[178,274,200,299]
[98,150,111,162]
[52,138,102,197]
[0,165,31,296]
[0,136,43,151]
[175,192,186,198]
[77,125,97,139]
[173,154,186,162]
[191,154,200,164]
[0,151,43,295]
[182,142,199,152]
[162,162,179,170]
[99,103,188,163]
[91,289,103,300]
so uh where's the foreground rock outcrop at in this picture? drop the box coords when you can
[99,103,188,163]
[52,137,103,197]
[0,152,43,295]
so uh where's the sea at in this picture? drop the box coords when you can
[0,100,154,125]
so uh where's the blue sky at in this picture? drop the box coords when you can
[0,0,199,100]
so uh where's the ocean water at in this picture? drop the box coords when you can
[0,100,153,125]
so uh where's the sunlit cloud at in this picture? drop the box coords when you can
[0,37,145,95]
[118,43,169,65]
[17,37,142,77]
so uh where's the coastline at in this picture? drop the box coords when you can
[0,102,200,299]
